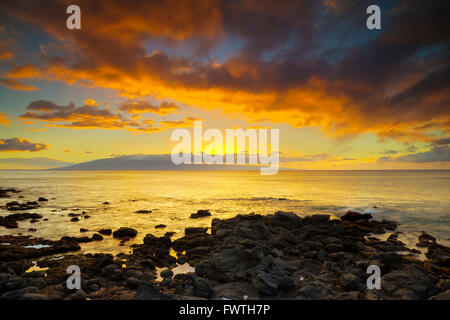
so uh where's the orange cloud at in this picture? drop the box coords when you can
[0,137,49,152]
[84,99,99,107]
[0,112,10,125]
[119,100,179,115]
[1,0,448,145]
[0,78,38,91]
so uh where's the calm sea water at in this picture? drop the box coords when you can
[1,170,449,255]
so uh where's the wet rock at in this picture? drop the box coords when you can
[274,211,303,227]
[0,236,81,261]
[98,229,112,236]
[92,233,104,241]
[190,210,211,218]
[113,227,138,238]
[339,273,362,291]
[0,188,20,198]
[29,277,46,289]
[1,286,40,300]
[417,231,437,248]
[135,210,152,214]
[70,289,87,300]
[126,277,142,289]
[185,227,208,235]
[22,293,49,300]
[296,281,329,299]
[310,214,330,224]
[381,267,439,299]
[341,211,372,222]
[380,252,403,270]
[426,243,450,267]
[428,289,450,300]
[133,281,165,300]
[160,269,173,279]
[137,259,156,270]
[4,201,39,211]
[194,278,214,299]
[419,231,436,243]
[92,254,114,269]
[0,213,43,229]
[6,277,27,290]
[252,272,278,296]
[61,236,92,243]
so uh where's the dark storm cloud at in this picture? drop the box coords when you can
[0,0,449,142]
[0,137,49,152]
[395,146,450,163]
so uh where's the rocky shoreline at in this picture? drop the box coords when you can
[0,190,449,300]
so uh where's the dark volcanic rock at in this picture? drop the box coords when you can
[113,227,137,238]
[1,208,447,301]
[135,210,152,214]
[160,269,173,279]
[194,278,214,299]
[133,282,166,300]
[0,213,43,229]
[190,210,211,218]
[252,272,278,296]
[98,229,112,236]
[185,227,208,235]
[0,236,81,261]
[91,233,104,241]
[0,188,20,198]
[4,201,39,211]
[341,211,373,222]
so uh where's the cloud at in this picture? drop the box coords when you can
[1,0,449,144]
[279,152,332,163]
[19,100,144,130]
[84,99,98,107]
[377,156,393,163]
[18,99,194,134]
[406,145,418,153]
[0,78,38,91]
[0,112,10,125]
[395,146,450,163]
[382,149,399,155]
[118,100,179,115]
[0,137,49,152]
[431,138,450,145]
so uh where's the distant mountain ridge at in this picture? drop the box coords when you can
[49,154,262,171]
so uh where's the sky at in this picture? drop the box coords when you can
[0,0,449,170]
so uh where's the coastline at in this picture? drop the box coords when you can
[0,188,449,300]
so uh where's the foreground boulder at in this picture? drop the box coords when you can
[113,227,137,238]
[341,211,373,222]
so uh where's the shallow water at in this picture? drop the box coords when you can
[1,170,449,255]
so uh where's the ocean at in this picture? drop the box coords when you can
[1,170,449,255]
